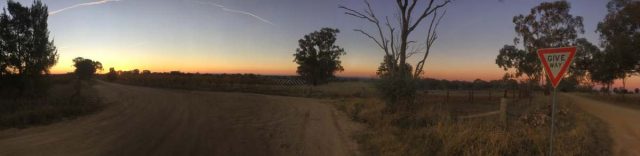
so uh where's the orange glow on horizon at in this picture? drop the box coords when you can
[51,64,379,77]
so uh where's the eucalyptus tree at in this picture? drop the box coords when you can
[496,1,584,92]
[596,0,640,89]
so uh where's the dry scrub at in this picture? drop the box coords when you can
[0,75,103,130]
[336,91,611,155]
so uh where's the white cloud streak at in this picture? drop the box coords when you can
[49,0,122,16]
[193,1,275,26]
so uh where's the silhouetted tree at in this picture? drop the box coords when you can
[293,28,346,86]
[106,67,117,81]
[73,57,103,80]
[0,12,8,77]
[496,1,584,93]
[496,45,531,79]
[341,0,450,109]
[597,0,640,90]
[572,38,600,84]
[142,70,151,75]
[589,50,620,89]
[0,0,58,93]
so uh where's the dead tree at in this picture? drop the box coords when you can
[340,0,450,79]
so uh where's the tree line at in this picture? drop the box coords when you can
[496,0,640,93]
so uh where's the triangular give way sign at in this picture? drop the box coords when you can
[537,47,577,88]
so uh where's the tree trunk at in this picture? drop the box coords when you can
[622,75,626,99]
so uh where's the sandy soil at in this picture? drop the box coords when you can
[0,82,360,156]
[564,94,640,156]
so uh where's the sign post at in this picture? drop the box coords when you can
[537,47,576,156]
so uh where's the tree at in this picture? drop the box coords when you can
[73,57,103,80]
[496,1,584,92]
[597,0,640,90]
[293,28,346,86]
[0,0,58,92]
[589,51,620,89]
[0,11,9,77]
[495,45,533,79]
[571,38,600,85]
[106,67,117,81]
[341,0,450,108]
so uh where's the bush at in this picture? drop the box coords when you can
[375,55,417,111]
[376,73,416,111]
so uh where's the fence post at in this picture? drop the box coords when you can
[489,90,492,101]
[446,90,450,104]
[504,89,507,98]
[500,98,509,130]
[469,90,474,104]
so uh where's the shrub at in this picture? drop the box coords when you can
[375,55,417,111]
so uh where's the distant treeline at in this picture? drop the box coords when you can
[416,78,520,91]
[103,69,369,86]
[105,69,543,91]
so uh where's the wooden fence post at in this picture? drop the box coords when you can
[504,89,507,98]
[500,98,509,130]
[446,90,450,104]
[469,90,474,104]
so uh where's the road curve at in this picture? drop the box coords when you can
[0,82,359,156]
[564,94,640,156]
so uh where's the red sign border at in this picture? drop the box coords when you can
[537,47,577,88]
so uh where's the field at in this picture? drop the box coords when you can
[104,73,376,98]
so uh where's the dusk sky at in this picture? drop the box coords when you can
[5,0,636,87]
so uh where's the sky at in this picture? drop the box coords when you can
[3,0,637,88]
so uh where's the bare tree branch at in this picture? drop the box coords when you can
[340,0,393,56]
[354,29,385,51]
[408,0,450,34]
[414,8,446,78]
[385,17,396,58]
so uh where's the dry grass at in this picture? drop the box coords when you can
[335,90,612,155]
[0,77,103,130]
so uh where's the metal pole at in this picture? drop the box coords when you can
[549,87,557,156]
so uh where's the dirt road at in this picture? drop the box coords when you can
[564,94,640,156]
[0,82,360,156]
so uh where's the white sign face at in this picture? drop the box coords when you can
[542,52,570,77]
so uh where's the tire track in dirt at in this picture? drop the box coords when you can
[0,81,360,156]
